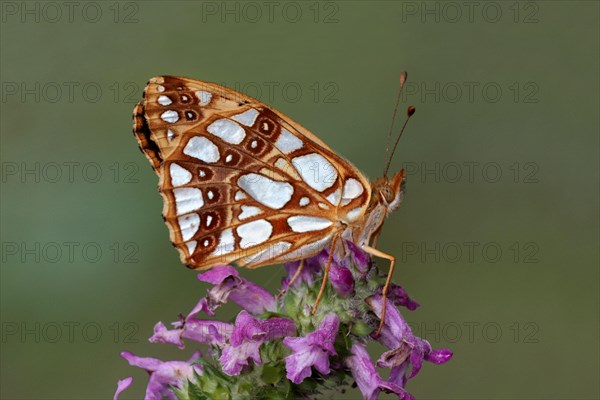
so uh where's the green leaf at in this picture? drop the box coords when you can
[195,358,232,383]
[210,387,231,400]
[284,292,301,318]
[351,320,372,337]
[173,380,209,400]
[260,364,282,385]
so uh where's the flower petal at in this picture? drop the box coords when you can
[150,319,233,349]
[187,296,215,318]
[220,341,261,375]
[197,266,276,314]
[121,352,202,400]
[425,348,453,364]
[230,311,295,346]
[220,311,295,376]
[345,240,371,273]
[282,255,323,289]
[389,364,409,388]
[368,295,452,383]
[284,349,321,384]
[329,263,354,296]
[366,295,411,349]
[386,284,420,311]
[408,344,426,378]
[197,265,239,284]
[283,314,339,384]
[121,351,162,372]
[113,376,133,400]
[228,279,276,314]
[149,322,185,349]
[346,343,413,400]
[230,311,267,346]
[145,360,202,400]
[182,319,233,346]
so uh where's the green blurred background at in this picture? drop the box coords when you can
[1,1,598,399]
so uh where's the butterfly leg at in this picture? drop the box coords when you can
[276,259,305,299]
[361,245,395,336]
[311,233,341,315]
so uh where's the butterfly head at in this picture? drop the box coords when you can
[371,169,406,214]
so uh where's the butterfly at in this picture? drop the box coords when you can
[132,74,414,335]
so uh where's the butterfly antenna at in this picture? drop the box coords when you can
[383,71,408,177]
[383,105,416,178]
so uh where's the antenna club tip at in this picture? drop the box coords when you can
[400,71,408,85]
[407,105,416,117]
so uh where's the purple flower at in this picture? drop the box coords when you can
[283,313,339,384]
[114,252,452,398]
[120,351,202,400]
[366,295,452,382]
[366,295,411,349]
[345,240,371,273]
[345,343,414,400]
[187,296,215,317]
[282,255,323,289]
[196,265,276,315]
[149,319,233,349]
[181,319,233,346]
[329,263,354,297]
[113,376,132,400]
[149,321,185,348]
[219,311,296,375]
[283,246,361,293]
[197,265,238,284]
[376,283,420,311]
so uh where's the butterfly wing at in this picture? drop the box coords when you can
[133,76,371,269]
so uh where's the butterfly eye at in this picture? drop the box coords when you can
[380,187,395,203]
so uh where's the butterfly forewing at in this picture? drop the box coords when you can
[134,76,371,269]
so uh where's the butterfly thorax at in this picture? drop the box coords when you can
[347,170,405,246]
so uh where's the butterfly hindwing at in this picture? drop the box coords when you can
[134,76,371,269]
